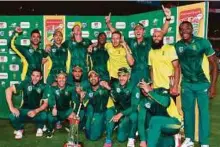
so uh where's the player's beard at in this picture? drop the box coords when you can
[151,39,164,50]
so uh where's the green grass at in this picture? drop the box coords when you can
[0,77,220,147]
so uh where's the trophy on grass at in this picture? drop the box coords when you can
[63,103,83,147]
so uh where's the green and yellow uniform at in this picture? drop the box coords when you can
[83,85,109,141]
[63,39,92,81]
[175,36,215,144]
[8,32,46,81]
[47,85,75,132]
[45,44,70,84]
[9,81,48,130]
[138,88,182,147]
[107,80,140,142]
[105,42,130,79]
[90,46,109,81]
[148,44,178,89]
[126,38,152,85]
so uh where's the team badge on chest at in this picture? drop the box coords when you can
[28,86,32,91]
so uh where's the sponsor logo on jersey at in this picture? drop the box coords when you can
[0,39,7,46]
[91,22,102,29]
[0,22,7,29]
[0,56,8,62]
[21,39,30,46]
[116,22,126,29]
[28,86,32,91]
[0,73,8,79]
[9,64,19,71]
[20,22,30,28]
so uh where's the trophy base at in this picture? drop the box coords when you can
[63,142,83,147]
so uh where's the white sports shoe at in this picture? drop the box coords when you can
[174,133,182,147]
[43,125,47,132]
[181,138,194,147]
[201,145,209,147]
[15,130,23,139]
[127,138,135,147]
[36,128,43,137]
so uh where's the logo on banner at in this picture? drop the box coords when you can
[163,16,175,24]
[0,22,7,29]
[0,39,7,46]
[9,23,17,28]
[0,56,8,62]
[23,30,28,36]
[150,28,161,36]
[67,22,74,29]
[91,22,102,29]
[9,49,16,54]
[11,56,17,62]
[21,39,30,46]
[94,31,99,37]
[82,31,89,38]
[8,30,14,37]
[0,73,8,79]
[163,36,174,44]
[9,64,19,71]
[82,23,87,29]
[104,31,112,38]
[139,20,149,27]
[0,31,4,36]
[0,48,6,53]
[20,22,30,28]
[1,81,6,88]
[130,22,135,28]
[10,81,20,86]
[91,40,97,43]
[116,22,126,29]
[129,31,135,38]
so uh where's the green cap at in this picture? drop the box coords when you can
[118,67,131,75]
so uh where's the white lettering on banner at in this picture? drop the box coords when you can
[0,56,8,62]
[20,39,30,46]
[9,49,16,54]
[91,40,97,43]
[9,64,19,71]
[163,16,175,24]
[163,36,174,44]
[0,22,7,29]
[150,28,161,36]
[0,73,8,79]
[10,81,20,86]
[0,39,7,46]
[116,22,126,29]
[67,22,74,29]
[8,30,14,37]
[0,48,6,53]
[104,31,112,38]
[129,31,135,38]
[82,31,89,38]
[139,20,149,27]
[20,22,30,28]
[91,22,102,29]
[9,23,16,28]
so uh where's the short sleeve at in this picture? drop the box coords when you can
[168,45,178,62]
[203,39,215,57]
[14,81,25,94]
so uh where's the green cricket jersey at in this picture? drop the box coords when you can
[175,36,215,83]
[9,33,47,80]
[14,80,48,109]
[110,80,140,116]
[90,46,109,81]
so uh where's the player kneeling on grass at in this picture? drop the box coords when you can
[80,70,110,141]
[103,67,140,147]
[138,80,182,147]
[46,72,76,138]
[5,69,48,139]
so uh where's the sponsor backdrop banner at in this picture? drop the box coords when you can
[0,2,208,120]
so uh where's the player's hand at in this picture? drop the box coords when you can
[42,58,48,64]
[79,91,86,102]
[162,5,171,19]
[45,44,52,53]
[120,36,127,48]
[139,79,153,93]
[100,81,111,90]
[52,107,57,116]
[209,85,216,98]
[76,86,82,95]
[10,107,20,117]
[170,86,179,96]
[140,141,147,147]
[15,27,23,34]
[27,110,37,118]
[113,113,123,122]
[105,12,111,24]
